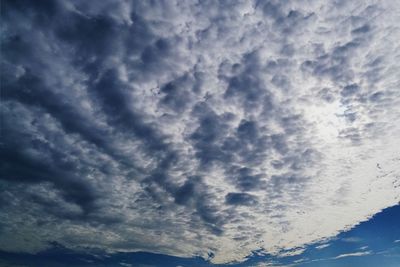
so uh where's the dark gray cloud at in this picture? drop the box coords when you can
[1,0,399,264]
[225,192,258,206]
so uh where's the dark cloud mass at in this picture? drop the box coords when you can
[1,0,399,264]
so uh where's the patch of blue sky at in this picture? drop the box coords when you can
[1,205,399,267]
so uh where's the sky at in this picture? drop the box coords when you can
[0,0,399,266]
[1,204,399,266]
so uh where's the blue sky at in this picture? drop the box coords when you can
[1,204,399,266]
[1,0,400,266]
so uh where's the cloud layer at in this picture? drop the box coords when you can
[1,0,400,263]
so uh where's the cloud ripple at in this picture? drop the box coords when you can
[1,0,399,263]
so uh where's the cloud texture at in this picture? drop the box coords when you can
[1,0,400,263]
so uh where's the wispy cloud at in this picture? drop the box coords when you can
[333,251,372,259]
[315,244,331,250]
[342,237,362,243]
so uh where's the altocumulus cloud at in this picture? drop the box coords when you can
[1,0,400,264]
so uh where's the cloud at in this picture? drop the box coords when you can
[315,244,330,250]
[342,237,362,243]
[276,247,305,257]
[225,192,258,206]
[333,251,372,259]
[1,0,399,264]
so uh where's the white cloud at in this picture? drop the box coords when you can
[1,0,399,265]
[333,251,372,259]
[277,248,305,257]
[315,244,330,250]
